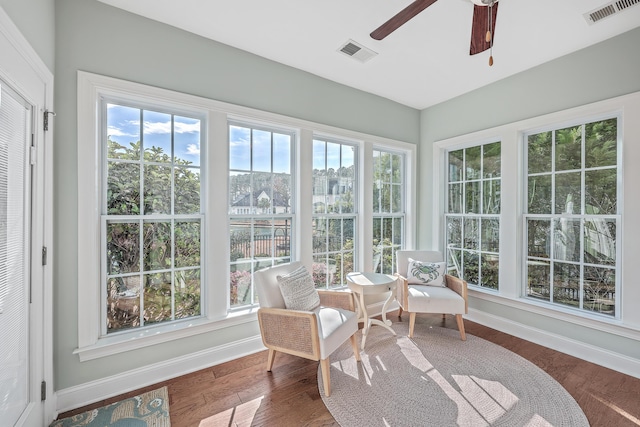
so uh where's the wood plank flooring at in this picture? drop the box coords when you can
[57,312,640,426]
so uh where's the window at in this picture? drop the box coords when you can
[312,138,357,288]
[524,118,619,317]
[445,142,501,289]
[103,102,203,334]
[228,122,294,307]
[78,72,415,358]
[373,149,405,274]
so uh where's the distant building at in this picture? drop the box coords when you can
[230,189,290,214]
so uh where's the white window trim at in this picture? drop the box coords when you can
[372,148,408,274]
[521,118,621,319]
[433,90,640,338]
[227,119,298,307]
[311,135,359,283]
[76,71,417,360]
[444,140,502,289]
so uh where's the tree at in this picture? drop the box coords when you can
[106,139,202,331]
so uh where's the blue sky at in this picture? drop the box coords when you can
[229,125,291,173]
[313,139,354,171]
[107,104,201,166]
[107,107,352,173]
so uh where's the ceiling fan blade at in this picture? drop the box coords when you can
[469,2,499,55]
[370,0,439,41]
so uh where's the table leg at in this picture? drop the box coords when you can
[367,289,396,337]
[380,288,395,327]
[358,291,370,350]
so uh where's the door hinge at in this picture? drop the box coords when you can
[43,110,56,131]
[41,380,46,401]
[42,246,47,266]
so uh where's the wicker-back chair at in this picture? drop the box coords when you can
[395,250,468,340]
[254,262,361,397]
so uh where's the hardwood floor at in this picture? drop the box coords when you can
[57,312,640,426]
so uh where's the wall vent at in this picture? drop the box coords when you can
[338,40,377,63]
[584,0,640,24]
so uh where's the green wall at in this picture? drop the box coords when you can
[419,27,640,247]
[53,0,418,390]
[0,0,55,72]
[418,27,640,362]
[46,0,640,392]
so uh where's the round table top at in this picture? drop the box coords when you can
[346,272,396,293]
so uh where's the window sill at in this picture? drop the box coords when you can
[467,287,640,341]
[73,307,259,362]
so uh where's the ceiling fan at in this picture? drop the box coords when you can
[370,0,499,65]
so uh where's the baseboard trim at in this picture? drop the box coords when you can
[55,308,640,414]
[55,335,265,414]
[466,308,640,380]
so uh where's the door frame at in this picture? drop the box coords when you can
[0,6,54,426]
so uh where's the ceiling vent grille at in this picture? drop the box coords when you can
[338,40,377,63]
[584,0,640,24]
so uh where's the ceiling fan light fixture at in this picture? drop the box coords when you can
[470,0,497,6]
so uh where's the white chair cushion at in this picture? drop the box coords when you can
[276,265,320,311]
[406,258,446,287]
[407,285,465,314]
[314,306,358,359]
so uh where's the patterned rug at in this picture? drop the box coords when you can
[51,386,170,427]
[319,323,589,427]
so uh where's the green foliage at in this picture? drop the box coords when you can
[373,151,402,213]
[525,119,618,316]
[106,139,202,332]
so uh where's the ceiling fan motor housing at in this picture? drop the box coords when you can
[470,0,497,6]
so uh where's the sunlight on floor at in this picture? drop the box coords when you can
[590,392,640,425]
[523,414,554,426]
[399,337,552,426]
[198,395,263,427]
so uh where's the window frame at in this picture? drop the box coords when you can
[432,91,640,338]
[76,72,417,360]
[228,119,297,308]
[372,148,406,274]
[522,116,622,319]
[311,136,359,288]
[444,141,501,290]
[99,97,206,336]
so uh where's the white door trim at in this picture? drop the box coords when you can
[0,5,54,426]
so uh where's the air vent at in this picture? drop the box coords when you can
[584,0,640,24]
[338,39,377,63]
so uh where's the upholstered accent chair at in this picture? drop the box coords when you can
[395,250,468,340]
[254,261,361,397]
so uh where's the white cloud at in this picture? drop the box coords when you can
[107,126,137,137]
[143,120,172,135]
[175,121,200,134]
[142,120,200,135]
[186,143,200,155]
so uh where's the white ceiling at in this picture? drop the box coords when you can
[98,0,640,110]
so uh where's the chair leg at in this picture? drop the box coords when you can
[456,314,467,341]
[320,358,331,396]
[266,348,276,371]
[398,306,403,318]
[409,312,416,338]
[350,334,361,362]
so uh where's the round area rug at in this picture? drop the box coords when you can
[319,322,588,427]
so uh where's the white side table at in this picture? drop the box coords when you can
[346,272,397,350]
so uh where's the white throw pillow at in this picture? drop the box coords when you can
[406,258,446,287]
[276,265,320,311]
